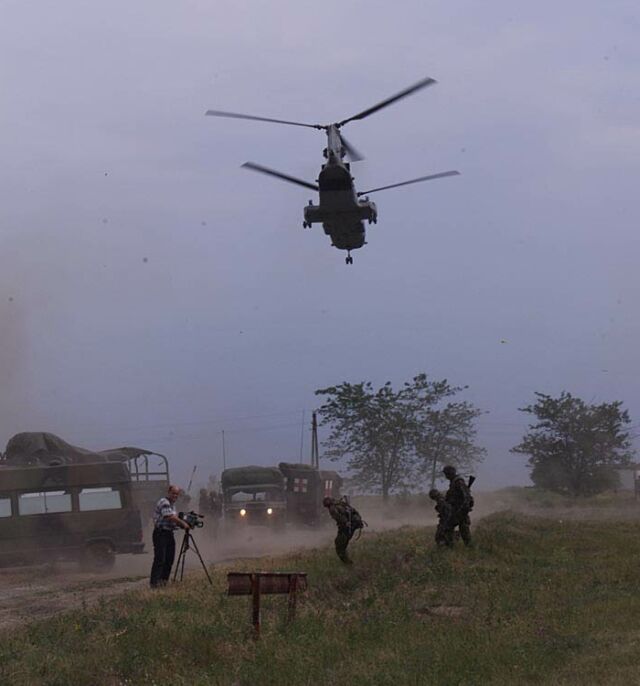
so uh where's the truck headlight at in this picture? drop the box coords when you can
[267,508,273,515]
[240,508,246,517]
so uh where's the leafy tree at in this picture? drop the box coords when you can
[315,381,413,500]
[405,374,486,488]
[512,392,635,496]
[315,374,485,499]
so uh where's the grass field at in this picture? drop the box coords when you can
[2,511,640,685]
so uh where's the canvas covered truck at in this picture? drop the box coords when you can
[221,466,286,528]
[1,432,170,523]
[0,431,174,566]
[221,463,343,528]
[0,460,145,570]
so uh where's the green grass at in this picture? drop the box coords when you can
[2,512,640,685]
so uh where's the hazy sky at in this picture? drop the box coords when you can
[1,1,638,489]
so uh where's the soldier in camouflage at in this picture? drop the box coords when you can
[323,496,363,564]
[428,488,454,547]
[443,465,474,546]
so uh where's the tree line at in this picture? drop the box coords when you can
[315,375,635,498]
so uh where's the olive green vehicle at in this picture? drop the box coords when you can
[221,463,343,528]
[0,432,171,569]
[0,461,144,570]
[221,466,286,528]
[279,463,344,525]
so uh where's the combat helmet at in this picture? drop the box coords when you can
[442,465,457,479]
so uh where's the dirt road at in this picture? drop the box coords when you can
[0,524,343,631]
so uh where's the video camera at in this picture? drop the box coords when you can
[178,510,205,529]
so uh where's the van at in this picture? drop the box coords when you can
[0,461,144,570]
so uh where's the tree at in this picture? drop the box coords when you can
[405,374,486,488]
[315,374,485,499]
[315,381,414,500]
[512,392,635,496]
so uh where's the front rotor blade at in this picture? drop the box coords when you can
[338,76,437,126]
[357,170,459,196]
[206,109,322,130]
[340,134,365,162]
[241,162,319,191]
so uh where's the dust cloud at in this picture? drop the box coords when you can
[2,492,639,630]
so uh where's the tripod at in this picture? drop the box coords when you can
[172,529,212,586]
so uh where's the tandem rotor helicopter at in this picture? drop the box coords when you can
[206,77,459,265]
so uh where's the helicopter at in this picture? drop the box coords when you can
[206,77,459,265]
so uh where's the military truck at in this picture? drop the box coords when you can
[320,469,343,499]
[0,460,144,570]
[278,463,344,525]
[278,462,324,525]
[220,463,343,528]
[1,432,170,524]
[221,466,286,528]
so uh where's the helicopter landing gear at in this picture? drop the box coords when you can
[345,252,353,265]
[303,221,311,229]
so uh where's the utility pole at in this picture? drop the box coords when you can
[222,430,227,470]
[298,409,306,462]
[310,412,319,469]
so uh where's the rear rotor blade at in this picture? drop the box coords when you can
[241,162,319,191]
[340,134,365,162]
[357,170,459,196]
[338,77,437,126]
[206,109,322,130]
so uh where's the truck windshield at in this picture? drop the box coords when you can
[229,489,283,502]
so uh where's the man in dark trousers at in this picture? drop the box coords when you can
[443,465,474,546]
[149,485,191,588]
[323,496,364,564]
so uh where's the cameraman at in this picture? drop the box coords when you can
[149,485,191,588]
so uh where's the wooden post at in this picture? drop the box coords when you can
[251,573,261,638]
[287,573,298,622]
[227,571,307,637]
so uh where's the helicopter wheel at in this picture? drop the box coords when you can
[345,254,353,265]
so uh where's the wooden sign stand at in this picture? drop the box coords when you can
[227,571,308,638]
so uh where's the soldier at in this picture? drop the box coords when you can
[428,488,453,547]
[323,496,364,564]
[443,465,474,546]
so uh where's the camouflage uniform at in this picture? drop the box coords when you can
[428,489,454,547]
[324,498,357,564]
[443,467,472,546]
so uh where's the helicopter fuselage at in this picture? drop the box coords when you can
[206,76,458,264]
[303,125,377,253]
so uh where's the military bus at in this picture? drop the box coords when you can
[0,461,145,570]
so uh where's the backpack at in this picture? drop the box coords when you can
[451,476,474,513]
[340,497,366,531]
[348,505,365,530]
[467,475,476,512]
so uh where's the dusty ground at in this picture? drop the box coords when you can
[0,504,442,632]
[3,490,639,632]
[0,523,348,631]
